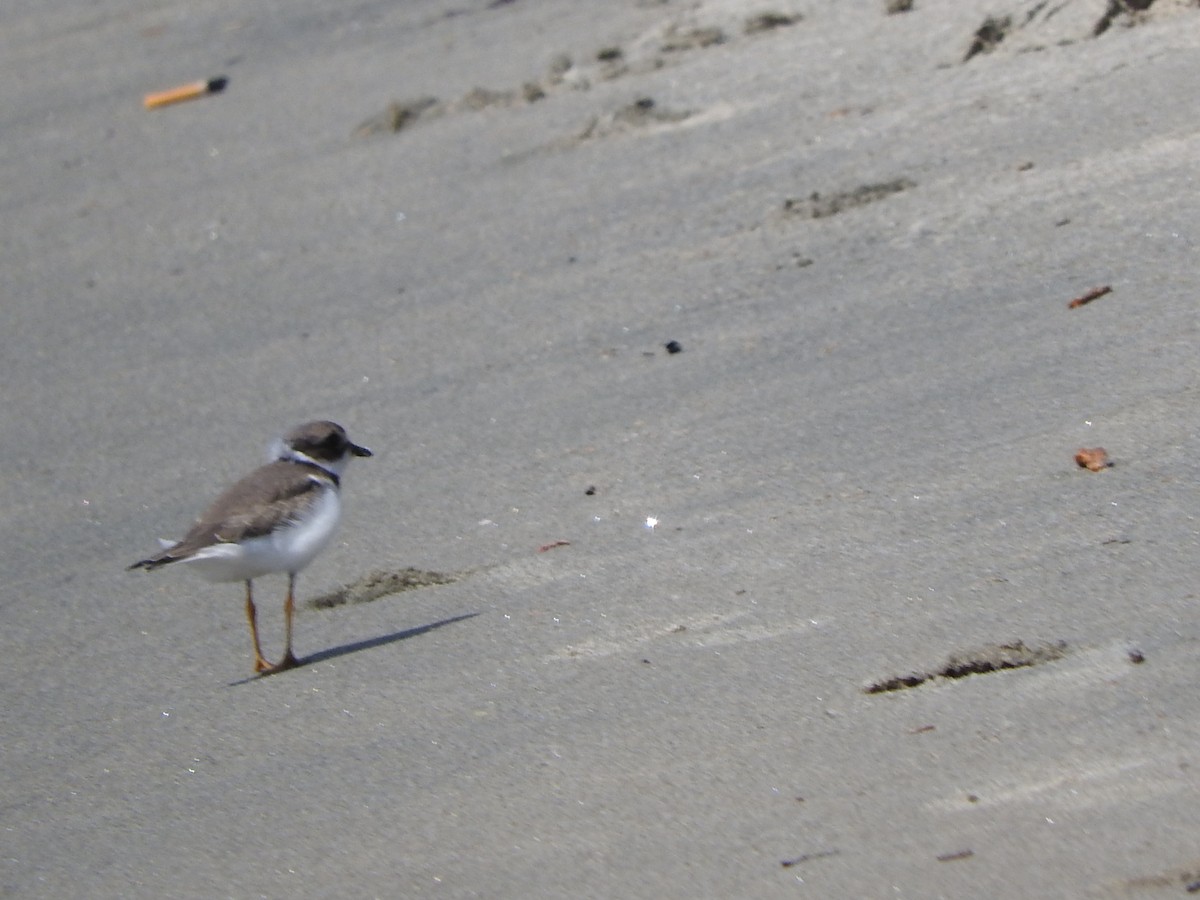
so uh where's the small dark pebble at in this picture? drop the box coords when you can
[1128,648,1145,664]
[1187,881,1200,894]
[585,485,596,496]
[665,340,683,354]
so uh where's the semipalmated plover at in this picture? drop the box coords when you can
[130,420,372,674]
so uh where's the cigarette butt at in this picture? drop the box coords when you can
[143,76,228,110]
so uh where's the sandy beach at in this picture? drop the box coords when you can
[4,0,1200,896]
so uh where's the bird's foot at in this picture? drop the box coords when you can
[258,651,300,676]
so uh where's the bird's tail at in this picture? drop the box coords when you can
[128,540,183,571]
[129,555,169,571]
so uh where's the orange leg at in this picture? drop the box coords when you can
[244,580,275,673]
[265,573,301,674]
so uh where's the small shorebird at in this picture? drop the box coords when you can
[130,420,372,674]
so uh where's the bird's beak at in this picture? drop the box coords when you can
[351,443,373,458]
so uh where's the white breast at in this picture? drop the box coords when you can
[182,482,343,583]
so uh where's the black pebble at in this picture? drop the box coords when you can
[664,340,682,354]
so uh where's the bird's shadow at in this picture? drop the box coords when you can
[229,612,480,685]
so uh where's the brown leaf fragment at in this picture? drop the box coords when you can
[1068,285,1112,308]
[1075,448,1111,471]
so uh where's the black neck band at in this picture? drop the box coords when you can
[286,457,340,487]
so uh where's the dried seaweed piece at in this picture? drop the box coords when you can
[783,178,915,219]
[939,640,1067,678]
[864,672,928,694]
[865,640,1068,693]
[309,568,459,608]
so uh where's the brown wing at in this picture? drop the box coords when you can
[130,462,327,569]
